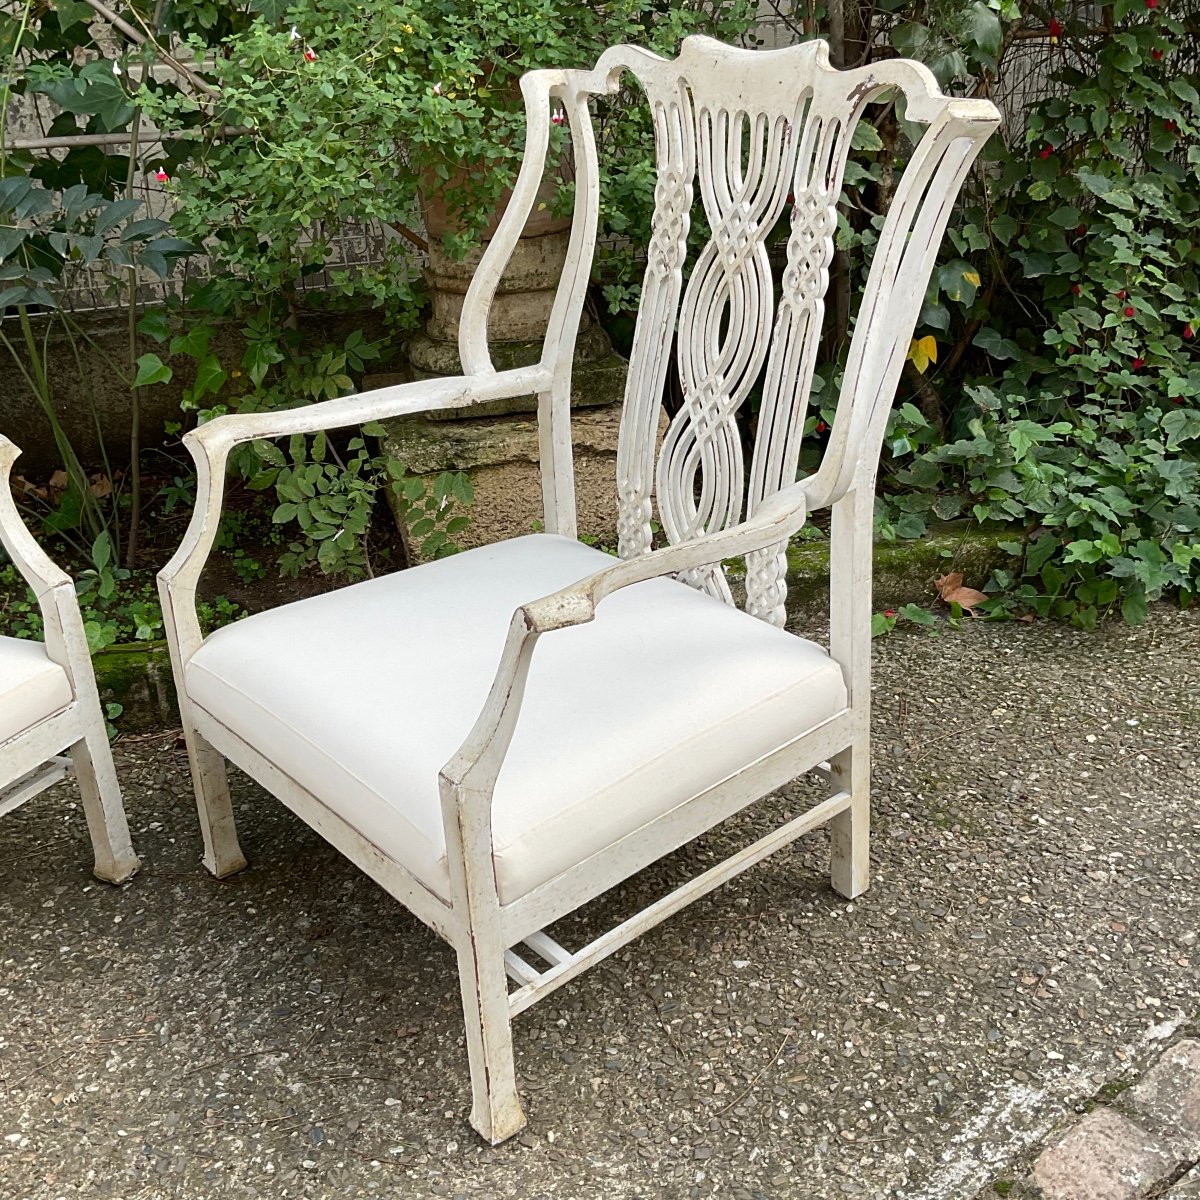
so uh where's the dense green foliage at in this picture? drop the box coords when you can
[777,0,1200,626]
[0,0,1195,634]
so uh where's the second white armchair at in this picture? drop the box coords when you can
[0,435,139,885]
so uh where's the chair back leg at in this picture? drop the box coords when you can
[72,730,140,885]
[829,736,870,900]
[184,726,247,879]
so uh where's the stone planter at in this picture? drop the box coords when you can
[384,194,630,562]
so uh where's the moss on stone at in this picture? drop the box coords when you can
[93,642,179,733]
[783,524,1018,616]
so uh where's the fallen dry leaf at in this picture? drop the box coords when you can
[934,571,964,598]
[944,585,989,611]
[934,572,989,613]
[12,474,48,500]
[90,473,112,499]
[48,469,69,490]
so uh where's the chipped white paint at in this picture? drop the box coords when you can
[0,436,139,884]
[159,37,997,1144]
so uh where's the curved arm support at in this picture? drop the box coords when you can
[439,477,810,812]
[157,366,552,668]
[0,437,72,599]
[520,479,811,634]
[808,99,999,511]
[459,71,562,376]
[0,436,95,686]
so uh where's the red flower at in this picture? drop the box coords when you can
[816,421,828,433]
[1039,145,1054,159]
[1164,120,1178,133]
[154,168,168,182]
[1132,356,1145,369]
[1116,289,1127,300]
[551,109,567,126]
[1048,17,1063,37]
[1152,48,1164,59]
[1075,224,1088,237]
[1145,0,1159,8]
[1071,284,1081,295]
[304,47,317,61]
[1185,324,1195,339]
[883,610,897,618]
[1173,397,1184,404]
[1123,305,1135,317]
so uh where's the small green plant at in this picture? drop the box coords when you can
[0,562,242,650]
[386,463,475,562]
[75,531,129,605]
[103,701,124,740]
[870,604,941,637]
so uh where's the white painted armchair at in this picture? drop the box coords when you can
[0,436,139,883]
[160,38,998,1142]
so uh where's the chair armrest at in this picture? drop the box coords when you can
[181,365,551,459]
[440,479,811,799]
[518,479,811,632]
[0,436,94,682]
[158,365,552,668]
[0,436,72,598]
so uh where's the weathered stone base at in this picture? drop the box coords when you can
[404,324,625,419]
[383,398,625,562]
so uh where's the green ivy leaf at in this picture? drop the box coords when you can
[133,353,172,388]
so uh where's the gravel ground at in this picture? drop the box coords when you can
[1,608,1197,1200]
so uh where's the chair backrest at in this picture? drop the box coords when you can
[460,38,999,621]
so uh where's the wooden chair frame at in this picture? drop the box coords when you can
[0,436,139,884]
[159,38,998,1142]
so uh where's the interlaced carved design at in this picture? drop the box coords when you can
[608,39,990,625]
[616,94,694,560]
[614,49,882,617]
[657,106,795,602]
[746,114,847,624]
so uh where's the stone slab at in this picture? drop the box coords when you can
[1031,1109,1179,1200]
[383,402,626,559]
[398,326,627,420]
[1127,1039,1200,1155]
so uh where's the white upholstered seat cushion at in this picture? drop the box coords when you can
[0,636,74,744]
[186,534,848,904]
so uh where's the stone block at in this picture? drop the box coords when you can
[422,228,571,344]
[401,325,626,419]
[1031,1109,1179,1200]
[383,402,625,561]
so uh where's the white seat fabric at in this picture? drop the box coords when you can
[186,534,848,903]
[0,636,74,744]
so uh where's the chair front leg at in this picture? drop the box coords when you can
[72,729,140,885]
[183,722,247,879]
[456,934,526,1144]
[441,765,527,1144]
[829,735,870,899]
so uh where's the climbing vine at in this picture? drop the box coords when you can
[758,0,1200,627]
